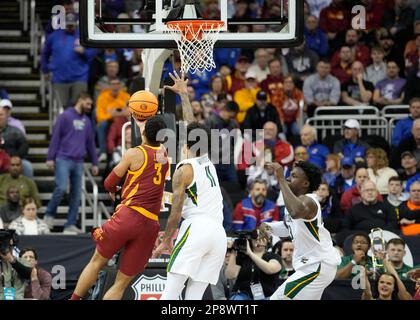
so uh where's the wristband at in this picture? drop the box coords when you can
[351,259,357,265]
[104,170,121,193]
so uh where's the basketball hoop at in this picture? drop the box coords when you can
[166,20,224,74]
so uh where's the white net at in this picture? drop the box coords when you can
[166,20,224,74]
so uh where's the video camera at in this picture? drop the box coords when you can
[0,229,18,255]
[232,230,258,254]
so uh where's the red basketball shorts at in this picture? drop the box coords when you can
[92,205,160,276]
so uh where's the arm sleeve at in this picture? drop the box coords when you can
[10,258,33,280]
[232,202,244,232]
[330,77,341,105]
[31,272,52,300]
[303,78,314,104]
[85,121,98,165]
[47,114,63,161]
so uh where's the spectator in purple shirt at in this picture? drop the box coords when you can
[44,92,99,234]
[373,61,406,109]
[0,99,26,134]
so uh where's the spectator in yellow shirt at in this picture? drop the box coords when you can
[234,69,260,124]
[96,79,130,161]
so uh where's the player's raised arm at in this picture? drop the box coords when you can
[153,164,193,257]
[164,71,195,124]
[265,162,317,220]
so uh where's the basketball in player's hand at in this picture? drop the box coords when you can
[128,90,158,121]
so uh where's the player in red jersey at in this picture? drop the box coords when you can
[70,115,169,300]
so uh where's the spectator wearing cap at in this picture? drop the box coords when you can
[259,58,284,103]
[275,76,304,138]
[233,70,260,124]
[303,59,341,117]
[391,119,420,169]
[304,15,329,58]
[226,55,250,96]
[341,61,375,106]
[0,99,25,134]
[284,40,319,88]
[392,98,420,147]
[241,90,281,133]
[397,181,420,236]
[340,167,383,215]
[300,124,330,170]
[366,148,398,195]
[385,176,409,209]
[333,119,370,164]
[41,13,98,107]
[364,46,387,86]
[398,151,420,189]
[205,101,240,183]
[246,49,270,82]
[330,156,356,198]
[373,61,406,109]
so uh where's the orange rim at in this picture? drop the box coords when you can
[166,20,224,40]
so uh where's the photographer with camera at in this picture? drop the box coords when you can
[0,229,33,300]
[225,229,282,300]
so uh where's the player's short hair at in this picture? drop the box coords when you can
[386,238,406,249]
[144,116,167,147]
[294,161,322,193]
[186,122,211,156]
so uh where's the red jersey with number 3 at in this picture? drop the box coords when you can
[120,144,169,216]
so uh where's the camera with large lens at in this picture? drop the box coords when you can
[232,230,258,253]
[0,229,18,255]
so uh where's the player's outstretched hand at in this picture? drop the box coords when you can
[264,162,285,181]
[164,71,189,95]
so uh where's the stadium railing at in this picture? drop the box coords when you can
[381,105,410,142]
[314,106,380,117]
[306,115,389,142]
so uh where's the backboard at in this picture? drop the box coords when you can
[80,0,304,48]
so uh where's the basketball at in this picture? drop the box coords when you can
[128,90,159,121]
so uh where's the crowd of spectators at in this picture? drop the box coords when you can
[1,0,420,299]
